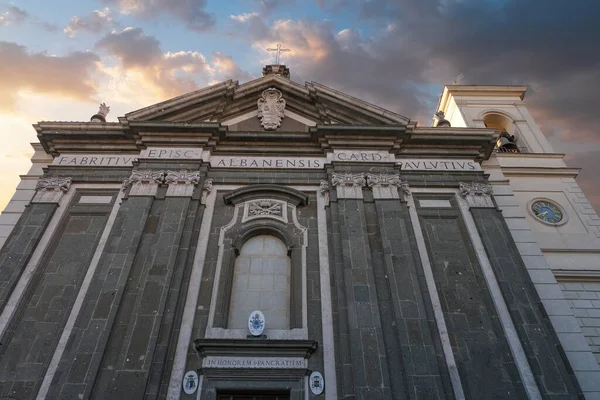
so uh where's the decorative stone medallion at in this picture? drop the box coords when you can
[248,310,266,336]
[258,87,286,130]
[182,370,199,395]
[309,371,325,395]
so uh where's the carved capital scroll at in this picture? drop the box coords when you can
[459,181,494,208]
[366,173,409,200]
[201,178,213,205]
[122,170,165,197]
[330,172,366,199]
[165,170,200,197]
[32,176,72,203]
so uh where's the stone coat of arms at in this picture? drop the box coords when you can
[258,87,286,130]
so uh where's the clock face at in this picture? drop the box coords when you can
[532,201,563,224]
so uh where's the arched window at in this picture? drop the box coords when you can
[483,113,523,153]
[228,235,291,330]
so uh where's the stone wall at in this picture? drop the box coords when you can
[559,281,600,366]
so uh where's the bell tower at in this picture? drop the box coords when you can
[434,85,554,154]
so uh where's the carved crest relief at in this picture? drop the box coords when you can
[242,198,288,223]
[258,88,286,130]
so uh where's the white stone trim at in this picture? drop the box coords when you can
[291,204,309,332]
[0,187,75,340]
[167,185,220,400]
[406,193,466,400]
[316,189,337,400]
[527,197,569,227]
[419,199,451,208]
[78,195,113,204]
[37,185,124,400]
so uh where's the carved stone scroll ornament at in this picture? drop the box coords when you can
[257,87,286,130]
[32,177,72,203]
[319,180,330,206]
[330,172,366,199]
[459,181,494,208]
[366,173,409,200]
[164,170,200,197]
[201,178,213,205]
[122,170,165,197]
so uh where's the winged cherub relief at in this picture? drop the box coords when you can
[258,87,286,130]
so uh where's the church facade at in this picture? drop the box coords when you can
[0,65,599,399]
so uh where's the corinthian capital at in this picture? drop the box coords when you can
[122,170,165,197]
[366,173,410,200]
[165,170,201,197]
[459,181,494,208]
[32,176,72,203]
[330,172,366,199]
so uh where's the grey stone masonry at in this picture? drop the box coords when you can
[0,203,57,311]
[89,196,192,399]
[46,195,153,399]
[416,196,528,399]
[369,196,450,399]
[0,196,112,400]
[471,208,582,398]
[330,192,393,399]
[559,281,600,366]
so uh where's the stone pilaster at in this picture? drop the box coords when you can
[329,171,392,399]
[122,170,165,197]
[46,196,154,399]
[368,192,449,399]
[459,181,494,208]
[32,176,72,203]
[165,170,200,197]
[89,196,193,399]
[366,173,410,201]
[0,203,57,310]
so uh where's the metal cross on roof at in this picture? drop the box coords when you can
[267,44,291,65]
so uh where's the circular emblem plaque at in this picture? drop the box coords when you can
[248,310,265,336]
[182,370,199,395]
[309,371,324,395]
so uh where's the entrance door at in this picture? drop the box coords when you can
[217,392,290,400]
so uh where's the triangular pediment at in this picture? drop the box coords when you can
[125,73,410,127]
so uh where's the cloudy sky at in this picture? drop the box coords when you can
[0,0,598,211]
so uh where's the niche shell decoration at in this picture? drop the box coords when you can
[248,310,266,336]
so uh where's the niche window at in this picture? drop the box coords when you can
[484,113,525,153]
[228,235,291,330]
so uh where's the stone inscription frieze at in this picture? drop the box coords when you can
[53,149,482,172]
[202,356,306,369]
[53,155,135,166]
